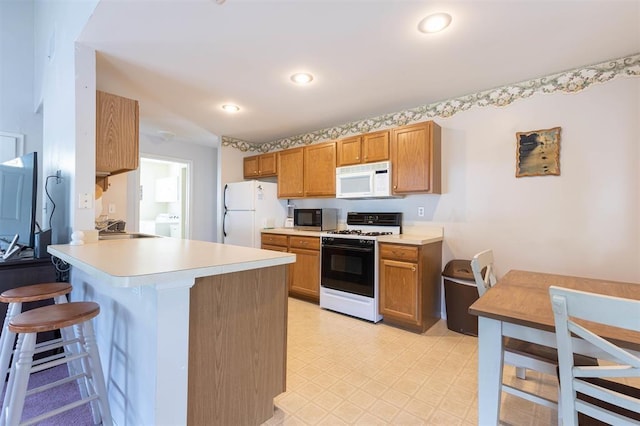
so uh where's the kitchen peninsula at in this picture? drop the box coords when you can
[48,237,295,426]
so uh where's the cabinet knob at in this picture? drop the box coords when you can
[356,156,359,160]
[412,267,416,272]
[393,185,397,189]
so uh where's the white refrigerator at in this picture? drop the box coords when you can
[223,180,286,248]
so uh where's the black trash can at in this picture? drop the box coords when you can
[443,260,479,336]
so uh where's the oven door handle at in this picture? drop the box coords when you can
[322,244,374,252]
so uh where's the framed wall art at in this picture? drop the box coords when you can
[515,127,561,177]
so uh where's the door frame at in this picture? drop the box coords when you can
[128,153,193,239]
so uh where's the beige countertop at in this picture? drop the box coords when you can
[261,228,443,245]
[261,228,323,237]
[377,233,443,245]
[48,238,295,288]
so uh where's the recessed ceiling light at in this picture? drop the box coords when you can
[417,13,452,34]
[290,72,314,85]
[157,130,175,141]
[222,104,240,113]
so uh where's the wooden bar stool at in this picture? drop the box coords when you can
[0,282,72,394]
[0,302,112,426]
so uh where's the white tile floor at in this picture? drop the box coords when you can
[264,298,560,425]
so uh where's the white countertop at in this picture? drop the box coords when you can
[48,238,295,288]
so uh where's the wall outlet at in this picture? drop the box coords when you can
[108,203,116,214]
[78,192,92,209]
[417,207,425,217]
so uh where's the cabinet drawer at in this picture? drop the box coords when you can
[379,244,418,261]
[261,244,288,253]
[289,236,320,250]
[261,233,288,247]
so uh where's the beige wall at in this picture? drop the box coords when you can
[227,77,640,282]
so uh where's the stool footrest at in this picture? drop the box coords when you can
[31,351,67,369]
[30,352,87,375]
[20,394,99,426]
[31,336,80,357]
[26,372,87,397]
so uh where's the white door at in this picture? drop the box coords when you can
[223,210,255,247]
[224,181,256,211]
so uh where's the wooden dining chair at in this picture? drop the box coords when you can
[470,249,587,414]
[549,286,640,426]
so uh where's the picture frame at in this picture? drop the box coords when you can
[515,127,561,177]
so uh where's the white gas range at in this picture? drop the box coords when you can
[319,212,402,322]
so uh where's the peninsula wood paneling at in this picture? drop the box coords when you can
[187,266,288,426]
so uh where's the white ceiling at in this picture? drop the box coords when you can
[79,0,640,147]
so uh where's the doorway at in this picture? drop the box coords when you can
[138,156,190,239]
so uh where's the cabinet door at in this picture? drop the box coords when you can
[278,148,304,198]
[391,121,441,194]
[96,90,139,174]
[259,153,278,177]
[379,259,420,327]
[243,155,260,178]
[362,130,389,163]
[288,247,320,302]
[304,142,336,197]
[336,136,362,166]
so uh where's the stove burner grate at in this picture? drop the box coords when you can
[327,230,392,236]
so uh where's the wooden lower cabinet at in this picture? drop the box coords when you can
[288,247,320,302]
[379,241,442,333]
[261,233,320,303]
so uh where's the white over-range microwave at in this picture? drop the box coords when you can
[336,161,394,199]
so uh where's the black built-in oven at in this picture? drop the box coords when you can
[321,237,375,298]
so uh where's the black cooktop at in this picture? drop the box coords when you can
[327,230,393,236]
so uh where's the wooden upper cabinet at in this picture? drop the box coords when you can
[259,153,277,176]
[336,131,389,166]
[362,130,389,163]
[243,153,277,179]
[96,90,139,175]
[244,155,260,178]
[391,121,441,194]
[336,136,362,166]
[304,141,336,197]
[277,147,305,198]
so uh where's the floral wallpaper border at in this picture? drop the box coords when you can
[222,54,640,153]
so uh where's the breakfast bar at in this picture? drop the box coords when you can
[48,237,295,426]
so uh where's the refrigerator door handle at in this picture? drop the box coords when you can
[223,183,229,211]
[223,210,227,238]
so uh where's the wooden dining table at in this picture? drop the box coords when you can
[468,269,640,425]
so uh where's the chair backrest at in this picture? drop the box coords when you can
[549,286,640,426]
[470,249,497,296]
